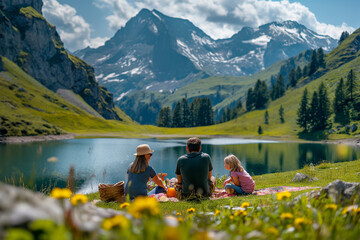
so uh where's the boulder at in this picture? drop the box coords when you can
[321,180,360,204]
[292,180,360,205]
[291,173,310,182]
[0,182,125,232]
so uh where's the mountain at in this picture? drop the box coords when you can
[208,27,360,138]
[75,8,337,102]
[0,0,121,120]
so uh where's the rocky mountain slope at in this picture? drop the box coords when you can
[0,0,121,120]
[75,9,337,102]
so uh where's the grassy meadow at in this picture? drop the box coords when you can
[6,158,360,240]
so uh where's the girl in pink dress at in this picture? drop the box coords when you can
[223,154,255,195]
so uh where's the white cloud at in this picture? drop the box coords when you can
[85,37,110,49]
[43,0,107,51]
[97,0,355,40]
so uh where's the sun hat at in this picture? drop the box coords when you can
[133,144,154,156]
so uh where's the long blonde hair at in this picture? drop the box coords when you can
[224,154,244,172]
[129,155,148,173]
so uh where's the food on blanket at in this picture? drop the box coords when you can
[167,187,176,197]
[226,188,234,194]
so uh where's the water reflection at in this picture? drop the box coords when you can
[0,139,359,193]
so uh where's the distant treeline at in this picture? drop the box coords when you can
[157,97,214,128]
[297,69,359,132]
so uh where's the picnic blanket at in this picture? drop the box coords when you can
[150,186,318,202]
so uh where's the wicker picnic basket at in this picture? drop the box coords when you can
[98,181,125,203]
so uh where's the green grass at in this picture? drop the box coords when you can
[88,159,360,215]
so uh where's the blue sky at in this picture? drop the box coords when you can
[42,0,359,52]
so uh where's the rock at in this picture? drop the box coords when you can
[310,177,319,182]
[291,173,310,182]
[0,1,121,120]
[351,124,358,133]
[320,180,360,204]
[0,182,125,232]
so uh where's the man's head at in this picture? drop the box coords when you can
[187,137,201,152]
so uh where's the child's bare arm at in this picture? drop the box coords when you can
[231,176,240,186]
[152,175,168,191]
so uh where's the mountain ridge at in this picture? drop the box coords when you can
[75,8,337,102]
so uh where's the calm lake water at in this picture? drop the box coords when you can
[1,138,359,193]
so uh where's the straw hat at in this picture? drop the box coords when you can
[134,144,154,156]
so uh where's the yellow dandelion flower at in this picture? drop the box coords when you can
[176,212,182,216]
[280,212,294,220]
[102,215,130,230]
[229,215,234,220]
[241,202,250,208]
[214,209,221,216]
[102,219,113,231]
[324,204,338,210]
[266,227,279,236]
[128,196,160,218]
[50,188,72,199]
[70,194,88,206]
[120,202,130,209]
[276,191,291,200]
[186,208,195,214]
[294,217,308,230]
[234,210,247,217]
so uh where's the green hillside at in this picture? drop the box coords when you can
[0,56,137,137]
[205,29,360,139]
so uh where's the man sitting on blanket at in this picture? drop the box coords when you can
[175,137,216,199]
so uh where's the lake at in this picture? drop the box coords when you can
[1,138,359,193]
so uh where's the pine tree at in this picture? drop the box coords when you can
[279,105,285,123]
[172,101,183,127]
[254,79,270,109]
[201,97,214,126]
[271,74,285,100]
[264,110,269,124]
[317,47,325,68]
[339,31,350,44]
[288,68,297,87]
[182,98,192,127]
[246,88,255,111]
[157,107,172,127]
[333,78,350,124]
[309,49,318,76]
[190,98,201,126]
[308,91,319,131]
[317,82,331,130]
[258,125,263,135]
[346,69,357,103]
[297,88,309,132]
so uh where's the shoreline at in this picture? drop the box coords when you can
[1,133,360,146]
[0,134,75,144]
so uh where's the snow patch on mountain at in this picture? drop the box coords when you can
[243,35,271,46]
[116,90,132,101]
[95,54,111,64]
[177,40,201,68]
[152,11,162,21]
